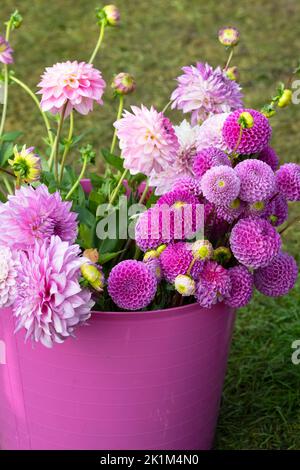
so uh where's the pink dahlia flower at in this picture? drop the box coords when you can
[235,159,276,203]
[108,260,157,310]
[275,163,300,201]
[258,146,279,172]
[195,260,231,308]
[171,62,242,125]
[196,113,230,152]
[0,246,18,308]
[13,236,94,348]
[201,165,241,206]
[114,105,179,176]
[160,242,204,282]
[37,61,106,116]
[222,108,272,154]
[254,252,298,297]
[230,217,281,269]
[0,36,13,64]
[172,176,202,197]
[265,193,288,227]
[224,265,253,308]
[0,185,78,250]
[135,207,173,252]
[193,146,231,179]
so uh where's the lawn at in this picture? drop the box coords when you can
[1,0,300,449]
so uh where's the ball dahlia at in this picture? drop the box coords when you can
[0,185,78,250]
[37,61,106,116]
[265,194,288,227]
[171,62,242,125]
[13,236,94,348]
[135,206,172,252]
[222,109,272,154]
[216,198,246,223]
[172,176,202,197]
[200,165,240,206]
[258,146,279,172]
[276,163,300,201]
[195,261,231,308]
[160,242,203,282]
[0,246,18,308]
[108,260,157,310]
[0,36,13,64]
[235,159,276,203]
[193,147,231,179]
[114,105,179,176]
[224,265,253,308]
[254,252,298,297]
[230,217,281,269]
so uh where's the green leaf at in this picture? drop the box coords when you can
[0,142,14,166]
[78,223,94,249]
[101,148,124,172]
[99,250,125,264]
[0,131,23,142]
[74,206,96,228]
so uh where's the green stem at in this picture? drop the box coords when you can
[0,167,15,177]
[138,180,149,205]
[0,20,12,139]
[110,94,124,154]
[59,111,74,185]
[162,100,172,114]
[10,75,54,146]
[89,21,105,64]
[2,175,13,195]
[231,126,243,158]
[224,47,234,70]
[109,168,128,205]
[51,101,68,181]
[65,154,88,200]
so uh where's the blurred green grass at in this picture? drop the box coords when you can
[1,0,300,449]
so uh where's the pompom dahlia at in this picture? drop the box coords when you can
[0,185,78,250]
[276,163,300,201]
[0,36,13,64]
[265,194,288,227]
[196,113,230,152]
[230,217,281,269]
[171,62,242,125]
[258,146,279,172]
[201,165,240,206]
[114,105,179,176]
[235,159,276,203]
[224,265,253,308]
[172,177,202,197]
[149,120,200,194]
[108,260,157,310]
[37,61,106,116]
[135,207,173,252]
[195,261,231,308]
[160,242,203,282]
[222,109,272,154]
[254,252,298,297]
[0,246,18,308]
[193,146,231,179]
[216,198,246,223]
[143,256,162,281]
[13,236,94,348]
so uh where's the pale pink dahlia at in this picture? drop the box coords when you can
[196,113,230,152]
[235,159,276,203]
[0,185,78,250]
[193,147,231,179]
[0,36,13,64]
[0,246,18,308]
[254,252,298,297]
[223,109,272,154]
[160,242,204,282]
[37,61,106,116]
[195,261,231,308]
[258,146,279,172]
[108,260,157,310]
[200,165,240,206]
[171,63,242,125]
[275,163,300,201]
[114,105,179,176]
[13,236,94,348]
[230,217,281,269]
[224,265,253,308]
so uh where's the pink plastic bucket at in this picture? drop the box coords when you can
[0,303,235,450]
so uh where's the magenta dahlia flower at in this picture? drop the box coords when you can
[37,61,106,116]
[0,246,18,308]
[258,146,279,172]
[235,159,276,203]
[230,217,281,269]
[254,252,298,297]
[135,207,172,252]
[201,165,240,206]
[13,236,94,348]
[160,242,204,282]
[224,265,253,308]
[222,109,272,154]
[193,147,231,179]
[143,256,162,281]
[114,105,179,176]
[265,194,288,227]
[195,261,231,308]
[196,113,230,152]
[0,185,78,250]
[108,260,157,310]
[0,36,13,64]
[172,176,202,197]
[276,163,300,201]
[216,198,246,223]
[171,62,242,125]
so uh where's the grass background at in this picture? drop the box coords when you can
[1,0,300,449]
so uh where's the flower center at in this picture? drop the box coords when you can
[217,179,226,188]
[172,201,187,209]
[0,44,7,53]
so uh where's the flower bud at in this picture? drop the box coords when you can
[238,111,254,129]
[277,89,292,108]
[213,246,231,264]
[191,239,213,261]
[175,275,195,296]
[11,10,23,29]
[9,145,41,184]
[143,250,158,262]
[81,263,105,292]
[156,244,167,255]
[103,5,120,26]
[218,26,240,47]
[261,104,276,118]
[83,248,99,264]
[226,66,239,81]
[112,72,136,95]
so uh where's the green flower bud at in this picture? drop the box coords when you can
[238,111,254,129]
[277,89,292,108]
[81,263,105,292]
[102,5,120,26]
[226,66,239,81]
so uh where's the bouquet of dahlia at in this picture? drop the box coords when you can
[0,8,299,348]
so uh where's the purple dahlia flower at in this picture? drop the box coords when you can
[0,246,18,308]
[254,252,298,297]
[224,265,253,308]
[0,36,13,64]
[276,163,300,201]
[160,242,204,282]
[195,261,231,308]
[265,193,288,227]
[193,147,231,179]
[235,159,276,203]
[258,146,279,172]
[172,176,202,197]
[201,165,240,206]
